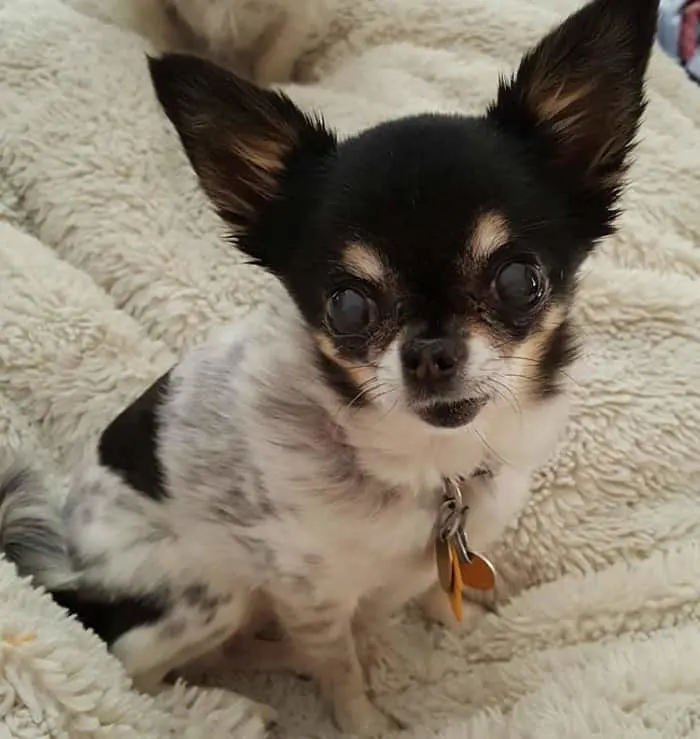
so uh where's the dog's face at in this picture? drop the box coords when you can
[149,0,656,429]
[278,116,582,429]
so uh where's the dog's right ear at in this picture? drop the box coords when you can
[148,54,336,244]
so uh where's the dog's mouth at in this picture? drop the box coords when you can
[415,397,488,429]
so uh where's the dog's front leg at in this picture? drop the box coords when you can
[352,558,436,682]
[223,596,399,735]
[279,599,399,737]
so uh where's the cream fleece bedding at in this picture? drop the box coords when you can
[1,0,700,737]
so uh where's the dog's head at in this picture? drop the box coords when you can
[149,0,656,430]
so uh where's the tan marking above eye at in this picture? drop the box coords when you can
[468,211,510,261]
[340,243,386,284]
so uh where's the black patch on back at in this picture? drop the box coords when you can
[98,371,173,501]
[535,320,580,399]
[51,587,169,647]
[315,350,368,407]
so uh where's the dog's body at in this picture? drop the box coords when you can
[0,290,567,730]
[164,0,331,84]
[0,0,657,734]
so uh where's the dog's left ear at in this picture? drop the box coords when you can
[488,0,657,226]
[148,54,336,264]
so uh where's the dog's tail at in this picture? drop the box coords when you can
[0,465,76,590]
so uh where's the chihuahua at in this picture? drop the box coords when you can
[0,0,656,734]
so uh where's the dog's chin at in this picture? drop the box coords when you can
[414,397,488,429]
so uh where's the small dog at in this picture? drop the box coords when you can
[163,0,331,84]
[0,0,656,734]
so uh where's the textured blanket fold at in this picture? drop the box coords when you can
[1,0,699,736]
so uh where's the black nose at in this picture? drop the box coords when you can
[401,337,464,382]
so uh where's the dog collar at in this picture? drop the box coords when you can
[435,477,496,621]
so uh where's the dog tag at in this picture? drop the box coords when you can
[436,537,453,593]
[435,536,470,621]
[448,539,464,622]
[435,537,465,620]
[458,550,496,592]
[452,527,496,592]
[435,477,498,622]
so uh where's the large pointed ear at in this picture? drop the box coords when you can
[148,53,336,240]
[487,0,657,223]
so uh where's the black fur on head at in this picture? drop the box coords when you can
[148,0,656,428]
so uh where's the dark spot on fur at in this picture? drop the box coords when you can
[184,584,221,614]
[535,319,580,398]
[98,370,174,502]
[252,467,278,518]
[377,485,402,508]
[183,584,207,606]
[161,619,186,640]
[209,464,282,526]
[259,497,276,516]
[51,587,170,647]
[201,594,220,612]
[203,611,216,626]
[209,495,262,528]
[233,535,274,569]
[85,481,103,499]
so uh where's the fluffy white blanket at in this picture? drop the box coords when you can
[1,0,700,736]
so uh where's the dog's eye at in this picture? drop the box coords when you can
[326,289,377,335]
[493,261,544,311]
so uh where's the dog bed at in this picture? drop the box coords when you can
[1,0,700,736]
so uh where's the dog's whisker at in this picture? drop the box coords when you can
[484,379,522,419]
[471,427,509,468]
